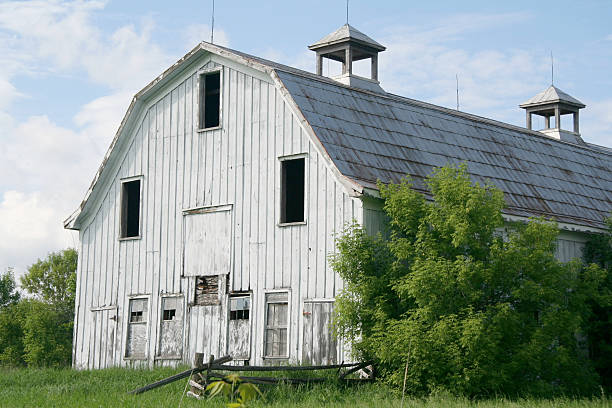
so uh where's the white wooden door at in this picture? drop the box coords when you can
[227,295,251,360]
[157,296,184,358]
[302,301,337,365]
[90,306,117,368]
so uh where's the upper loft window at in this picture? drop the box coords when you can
[120,178,141,239]
[199,70,221,130]
[280,157,305,224]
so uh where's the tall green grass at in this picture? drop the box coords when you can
[0,366,608,408]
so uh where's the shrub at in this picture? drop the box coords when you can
[332,164,606,397]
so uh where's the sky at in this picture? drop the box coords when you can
[1,0,611,281]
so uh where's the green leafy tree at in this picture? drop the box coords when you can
[332,164,606,397]
[0,268,24,366]
[0,300,30,366]
[18,248,77,367]
[22,300,74,367]
[583,217,612,390]
[0,268,20,309]
[21,248,77,318]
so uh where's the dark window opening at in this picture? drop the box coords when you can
[195,275,219,305]
[230,295,250,320]
[121,179,141,238]
[230,309,250,320]
[200,71,221,129]
[280,158,305,223]
[130,310,143,323]
[163,309,176,321]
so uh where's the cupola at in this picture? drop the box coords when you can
[520,85,586,144]
[309,24,386,93]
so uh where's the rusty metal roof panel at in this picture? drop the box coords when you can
[277,70,612,229]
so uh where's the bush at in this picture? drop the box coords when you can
[583,217,612,390]
[22,300,74,367]
[0,300,28,366]
[332,164,607,397]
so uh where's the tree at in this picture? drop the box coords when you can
[583,217,612,390]
[22,300,73,367]
[0,300,29,366]
[19,248,77,367]
[332,164,606,397]
[21,248,77,318]
[0,268,24,366]
[0,268,20,309]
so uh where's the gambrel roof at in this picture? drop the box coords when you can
[65,42,612,231]
[277,71,611,229]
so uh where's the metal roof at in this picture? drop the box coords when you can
[275,70,611,229]
[520,85,586,108]
[309,24,386,51]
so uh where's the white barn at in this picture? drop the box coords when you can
[65,25,612,369]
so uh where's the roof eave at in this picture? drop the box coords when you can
[519,100,586,109]
[308,39,386,52]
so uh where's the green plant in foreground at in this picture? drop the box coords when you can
[206,373,263,407]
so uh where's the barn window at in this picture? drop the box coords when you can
[280,158,305,224]
[199,70,221,129]
[120,178,141,238]
[163,308,176,321]
[264,292,289,358]
[194,275,220,306]
[129,298,147,323]
[230,295,250,320]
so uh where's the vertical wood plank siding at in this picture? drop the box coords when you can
[72,56,362,369]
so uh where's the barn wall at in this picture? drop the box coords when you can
[72,54,361,369]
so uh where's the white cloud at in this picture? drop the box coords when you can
[81,19,169,90]
[0,0,171,91]
[74,91,133,154]
[606,34,612,41]
[376,16,547,124]
[0,1,172,278]
[0,94,125,278]
[0,190,77,280]
[0,0,106,70]
[183,24,230,48]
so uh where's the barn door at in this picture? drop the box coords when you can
[90,306,117,368]
[157,296,184,358]
[302,301,337,365]
[126,298,148,359]
[227,295,251,361]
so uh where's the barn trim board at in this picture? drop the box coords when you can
[65,25,611,369]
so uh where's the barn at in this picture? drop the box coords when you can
[64,24,612,369]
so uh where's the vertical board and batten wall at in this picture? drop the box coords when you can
[72,53,362,369]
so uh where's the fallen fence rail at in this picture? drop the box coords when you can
[208,361,367,372]
[128,354,374,399]
[127,355,231,395]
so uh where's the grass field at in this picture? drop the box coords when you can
[0,366,609,408]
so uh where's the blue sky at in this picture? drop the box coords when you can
[1,0,611,279]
